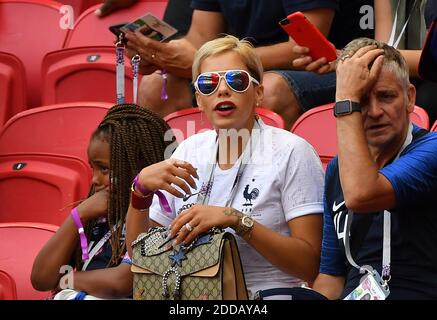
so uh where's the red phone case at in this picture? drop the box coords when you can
[279,12,337,62]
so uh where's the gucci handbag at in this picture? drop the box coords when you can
[131,227,248,300]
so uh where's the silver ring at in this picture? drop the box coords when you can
[184,222,193,232]
[340,54,350,62]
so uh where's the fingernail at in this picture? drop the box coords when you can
[172,241,180,251]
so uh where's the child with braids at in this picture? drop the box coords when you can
[31,104,174,299]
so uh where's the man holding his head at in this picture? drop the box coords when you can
[313,38,437,300]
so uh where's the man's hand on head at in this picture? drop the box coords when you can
[336,45,385,102]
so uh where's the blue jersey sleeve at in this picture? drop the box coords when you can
[380,132,437,209]
[319,161,347,276]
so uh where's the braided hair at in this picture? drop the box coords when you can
[79,104,174,267]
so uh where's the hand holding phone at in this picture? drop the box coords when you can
[280,12,337,62]
[109,22,129,43]
[109,13,178,43]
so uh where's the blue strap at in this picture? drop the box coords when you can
[74,291,88,300]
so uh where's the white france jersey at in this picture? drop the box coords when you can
[149,123,324,296]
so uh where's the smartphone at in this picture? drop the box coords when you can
[279,12,337,62]
[109,13,178,44]
[109,22,129,43]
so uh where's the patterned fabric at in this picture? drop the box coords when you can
[131,228,247,300]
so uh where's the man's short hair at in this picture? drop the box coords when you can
[341,37,410,88]
[192,35,263,84]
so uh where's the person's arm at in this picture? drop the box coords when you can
[31,189,109,291]
[312,273,345,299]
[374,0,421,77]
[374,0,393,42]
[242,214,323,283]
[125,10,225,78]
[126,205,163,257]
[335,46,399,212]
[398,49,421,77]
[125,159,198,257]
[67,263,133,299]
[170,205,322,283]
[313,176,347,299]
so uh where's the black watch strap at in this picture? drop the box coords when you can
[334,100,361,117]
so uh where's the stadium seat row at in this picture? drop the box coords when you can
[0,0,168,125]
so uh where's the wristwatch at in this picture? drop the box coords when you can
[234,214,254,237]
[333,100,361,117]
[131,183,153,211]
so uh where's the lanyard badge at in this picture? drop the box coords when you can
[343,210,392,300]
[344,267,390,300]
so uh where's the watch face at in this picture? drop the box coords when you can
[335,100,352,115]
[242,216,254,228]
[334,100,361,117]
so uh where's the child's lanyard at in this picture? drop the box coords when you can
[115,34,141,105]
[81,222,122,271]
[388,0,419,48]
[196,118,263,207]
[343,123,414,289]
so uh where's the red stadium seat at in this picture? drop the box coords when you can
[0,270,17,300]
[290,103,337,170]
[0,0,69,107]
[255,108,285,129]
[42,46,138,105]
[63,1,168,47]
[0,52,26,127]
[164,107,285,142]
[0,102,112,163]
[0,153,91,225]
[410,105,430,130]
[61,0,101,17]
[0,223,58,299]
[432,121,437,132]
[291,103,431,170]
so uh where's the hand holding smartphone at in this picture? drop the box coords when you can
[109,23,129,43]
[280,12,337,62]
[109,12,178,43]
